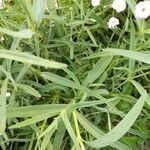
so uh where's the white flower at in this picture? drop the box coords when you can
[0,0,3,9]
[6,92,11,97]
[91,0,101,7]
[0,37,4,41]
[135,1,150,19]
[107,17,119,29]
[55,2,58,8]
[112,0,126,13]
[20,29,34,38]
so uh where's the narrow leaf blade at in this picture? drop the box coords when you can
[0,50,67,69]
[17,83,41,97]
[7,104,67,117]
[0,79,8,135]
[103,48,150,64]
[76,112,130,150]
[0,27,34,38]
[87,92,146,148]
[41,72,82,89]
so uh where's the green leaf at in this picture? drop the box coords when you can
[32,0,46,26]
[131,80,145,95]
[128,19,136,72]
[61,111,80,149]
[125,0,136,16]
[38,116,61,139]
[41,72,83,90]
[42,83,69,95]
[7,104,67,117]
[39,117,61,149]
[76,112,130,150]
[103,48,150,64]
[0,27,34,38]
[144,29,150,34]
[0,66,15,86]
[22,0,34,26]
[84,56,113,86]
[87,92,146,148]
[0,50,67,69]
[84,27,97,46]
[63,68,80,85]
[15,64,31,82]
[9,112,58,129]
[125,0,140,29]
[17,83,41,97]
[131,80,150,107]
[40,132,54,150]
[53,121,66,150]
[0,79,8,135]
[69,99,116,111]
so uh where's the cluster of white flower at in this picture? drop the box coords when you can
[91,0,150,29]
[109,0,126,29]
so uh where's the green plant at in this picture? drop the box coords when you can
[0,0,150,149]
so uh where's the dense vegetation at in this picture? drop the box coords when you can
[0,0,150,149]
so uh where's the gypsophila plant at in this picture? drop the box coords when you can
[0,0,150,149]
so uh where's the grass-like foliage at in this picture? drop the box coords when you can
[0,0,150,149]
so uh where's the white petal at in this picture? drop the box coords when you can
[135,1,150,19]
[91,0,101,7]
[112,0,126,13]
[108,17,119,29]
[6,92,11,97]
